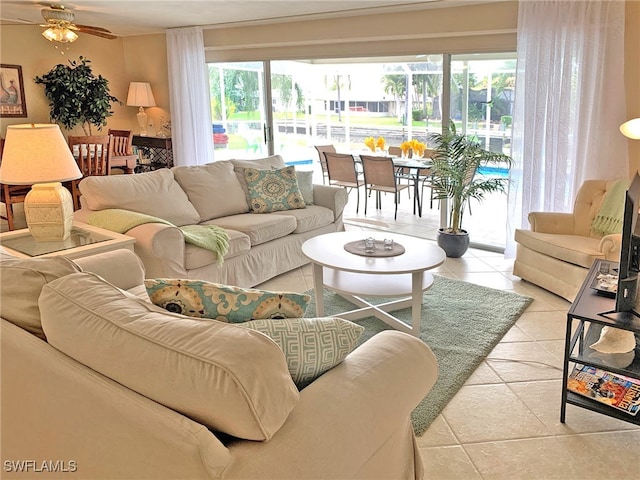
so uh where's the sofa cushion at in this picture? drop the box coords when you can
[244,166,306,213]
[172,162,249,220]
[39,272,299,441]
[230,155,286,202]
[242,317,364,389]
[514,229,604,268]
[209,213,297,246]
[78,169,201,227]
[144,278,310,322]
[184,228,250,270]
[274,205,335,234]
[0,255,81,339]
[296,169,314,205]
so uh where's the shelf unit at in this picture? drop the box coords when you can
[561,259,640,424]
[132,135,173,172]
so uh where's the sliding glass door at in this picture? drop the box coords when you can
[207,53,516,250]
[208,62,268,161]
[269,57,445,164]
[449,54,516,249]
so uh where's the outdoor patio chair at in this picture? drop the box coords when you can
[324,151,364,213]
[360,154,412,220]
[314,145,336,184]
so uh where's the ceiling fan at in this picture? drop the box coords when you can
[39,4,116,43]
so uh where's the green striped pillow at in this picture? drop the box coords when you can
[242,317,364,389]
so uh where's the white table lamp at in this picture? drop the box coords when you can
[0,124,82,242]
[620,118,640,139]
[127,82,156,136]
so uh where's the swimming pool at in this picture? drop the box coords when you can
[477,166,509,178]
[284,159,314,166]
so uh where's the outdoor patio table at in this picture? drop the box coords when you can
[351,153,431,217]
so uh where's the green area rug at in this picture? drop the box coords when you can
[305,275,533,436]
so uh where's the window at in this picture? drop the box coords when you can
[208,53,516,250]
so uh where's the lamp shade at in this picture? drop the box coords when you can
[0,124,81,185]
[620,118,640,140]
[126,82,156,107]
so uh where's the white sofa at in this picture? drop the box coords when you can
[0,248,438,479]
[74,155,349,287]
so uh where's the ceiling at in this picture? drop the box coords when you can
[0,0,485,38]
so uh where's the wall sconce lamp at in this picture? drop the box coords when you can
[0,124,82,242]
[126,82,156,136]
[620,118,640,140]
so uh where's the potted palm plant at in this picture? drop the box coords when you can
[428,122,512,257]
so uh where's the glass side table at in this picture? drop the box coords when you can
[0,221,135,260]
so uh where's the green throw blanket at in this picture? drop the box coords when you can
[87,209,230,264]
[591,179,630,236]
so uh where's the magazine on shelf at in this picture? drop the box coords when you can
[567,364,640,416]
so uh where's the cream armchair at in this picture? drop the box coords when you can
[513,179,623,301]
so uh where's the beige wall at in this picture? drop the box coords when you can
[0,27,169,137]
[203,1,518,61]
[1,0,638,173]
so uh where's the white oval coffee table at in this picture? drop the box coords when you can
[302,231,446,336]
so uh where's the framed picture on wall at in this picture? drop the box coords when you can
[0,64,28,118]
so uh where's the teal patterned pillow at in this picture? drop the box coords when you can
[244,166,306,213]
[242,317,364,389]
[144,279,310,323]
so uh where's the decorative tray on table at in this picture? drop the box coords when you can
[590,270,619,298]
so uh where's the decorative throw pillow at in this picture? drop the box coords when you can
[242,317,365,389]
[231,155,286,203]
[144,278,310,323]
[244,166,306,213]
[295,169,314,205]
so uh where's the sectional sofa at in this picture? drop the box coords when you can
[0,248,438,479]
[74,155,348,286]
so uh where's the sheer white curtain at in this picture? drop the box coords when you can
[505,0,628,257]
[166,27,214,166]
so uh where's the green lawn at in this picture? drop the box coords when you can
[221,111,446,130]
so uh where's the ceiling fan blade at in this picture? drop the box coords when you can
[74,24,112,34]
[75,25,117,40]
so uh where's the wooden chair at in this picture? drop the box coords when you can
[314,145,336,184]
[0,137,32,231]
[67,135,113,210]
[360,155,411,220]
[108,129,137,174]
[323,151,365,213]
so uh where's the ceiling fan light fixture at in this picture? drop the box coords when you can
[42,25,78,43]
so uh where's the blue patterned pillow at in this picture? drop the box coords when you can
[144,279,310,323]
[244,166,306,213]
[242,317,364,389]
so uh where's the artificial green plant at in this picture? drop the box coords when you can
[34,56,120,135]
[428,122,512,234]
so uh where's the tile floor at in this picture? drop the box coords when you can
[256,191,640,480]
